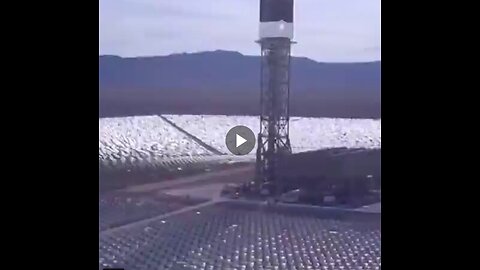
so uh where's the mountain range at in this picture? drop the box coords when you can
[99,50,380,118]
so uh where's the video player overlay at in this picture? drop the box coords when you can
[99,1,380,269]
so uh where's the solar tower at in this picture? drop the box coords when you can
[255,0,294,197]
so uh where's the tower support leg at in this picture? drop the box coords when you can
[255,37,293,198]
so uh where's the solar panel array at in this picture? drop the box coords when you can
[100,203,380,270]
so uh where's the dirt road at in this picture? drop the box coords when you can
[124,165,254,193]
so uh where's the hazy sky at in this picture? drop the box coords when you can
[99,0,380,62]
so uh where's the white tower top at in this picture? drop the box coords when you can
[259,0,294,39]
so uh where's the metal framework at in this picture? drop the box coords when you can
[255,37,293,196]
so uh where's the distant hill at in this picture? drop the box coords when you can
[99,50,381,118]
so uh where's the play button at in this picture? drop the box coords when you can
[236,134,247,148]
[225,125,255,155]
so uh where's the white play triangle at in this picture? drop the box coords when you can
[236,134,247,148]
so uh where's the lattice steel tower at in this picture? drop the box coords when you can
[255,0,294,196]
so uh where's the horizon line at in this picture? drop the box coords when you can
[99,50,381,64]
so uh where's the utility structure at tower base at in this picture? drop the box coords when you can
[255,0,294,197]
